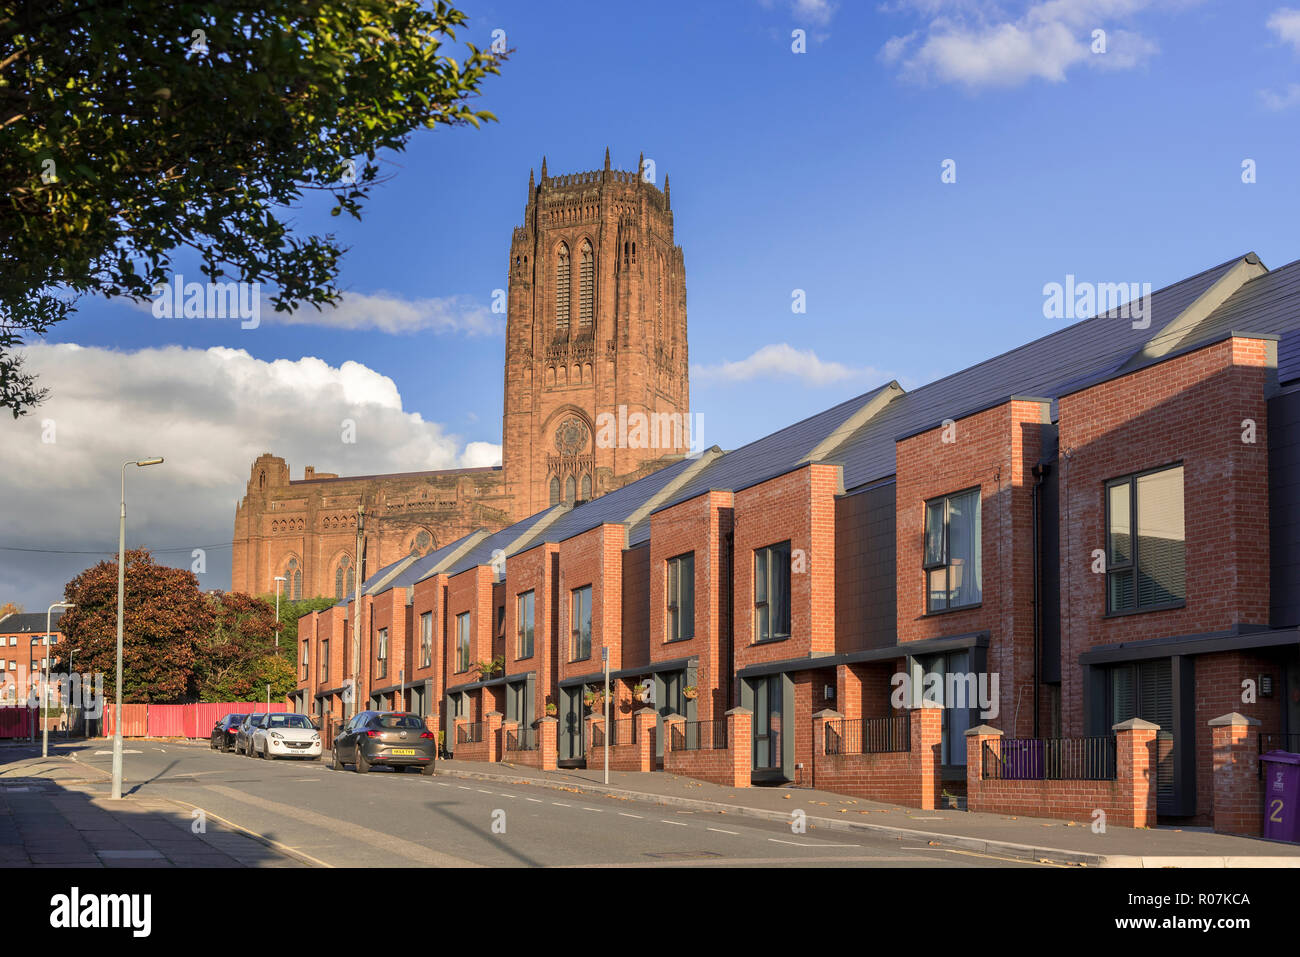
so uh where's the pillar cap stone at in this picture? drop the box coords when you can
[661,712,684,722]
[485,711,503,718]
[1112,717,1161,732]
[965,724,1002,737]
[1208,712,1261,727]
[537,716,557,724]
[726,706,753,716]
[812,709,841,719]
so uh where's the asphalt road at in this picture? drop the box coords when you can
[41,741,1040,868]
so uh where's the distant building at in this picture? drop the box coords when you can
[0,611,65,704]
[232,152,691,600]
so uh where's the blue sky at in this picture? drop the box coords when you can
[5,0,1300,609]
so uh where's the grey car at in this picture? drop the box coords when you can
[235,712,267,755]
[332,711,436,774]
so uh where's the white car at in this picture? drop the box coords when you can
[250,712,322,760]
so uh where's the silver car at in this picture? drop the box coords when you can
[250,712,322,760]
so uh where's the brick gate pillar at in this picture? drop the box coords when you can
[1209,712,1262,837]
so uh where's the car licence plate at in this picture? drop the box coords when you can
[391,748,416,755]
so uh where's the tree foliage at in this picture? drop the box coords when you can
[58,548,212,701]
[1,0,503,415]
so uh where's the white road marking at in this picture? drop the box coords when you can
[94,750,142,755]
[458,786,472,790]
[708,827,739,835]
[618,812,642,819]
[552,802,571,807]
[768,839,859,848]
[662,820,688,827]
[582,807,602,812]
[476,789,493,794]
[499,793,515,799]
[526,798,543,803]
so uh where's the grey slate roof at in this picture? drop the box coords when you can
[824,253,1254,489]
[442,505,570,579]
[0,611,65,634]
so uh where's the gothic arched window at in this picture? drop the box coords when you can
[581,474,592,500]
[334,555,354,601]
[555,243,571,332]
[579,240,594,329]
[564,475,576,503]
[286,558,302,600]
[550,477,561,506]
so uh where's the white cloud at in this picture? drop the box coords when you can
[693,343,887,387]
[882,0,1168,88]
[793,0,837,26]
[1260,82,1300,109]
[1268,7,1300,52]
[266,291,501,336]
[0,343,500,609]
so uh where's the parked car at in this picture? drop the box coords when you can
[209,713,248,752]
[332,711,436,774]
[234,713,266,755]
[250,712,321,760]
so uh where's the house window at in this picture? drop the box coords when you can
[455,612,471,673]
[376,628,388,680]
[300,641,309,679]
[578,240,594,328]
[420,612,433,669]
[320,640,329,682]
[555,243,571,332]
[666,552,695,642]
[754,541,791,643]
[924,488,982,612]
[517,591,535,659]
[571,585,592,661]
[1106,465,1185,613]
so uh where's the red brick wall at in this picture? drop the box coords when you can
[446,565,495,685]
[1058,336,1274,737]
[557,524,626,682]
[649,491,734,722]
[895,399,1049,737]
[410,574,447,710]
[505,542,559,722]
[812,708,941,809]
[621,543,651,672]
[733,465,840,673]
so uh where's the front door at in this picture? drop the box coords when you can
[751,675,784,781]
[656,671,686,759]
[559,686,585,764]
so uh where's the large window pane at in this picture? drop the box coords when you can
[1136,468,1185,606]
[518,591,534,659]
[924,501,945,566]
[924,489,981,611]
[1108,482,1132,566]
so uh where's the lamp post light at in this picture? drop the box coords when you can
[43,602,75,758]
[274,576,287,648]
[112,457,163,801]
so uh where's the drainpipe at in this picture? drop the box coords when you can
[1030,462,1049,739]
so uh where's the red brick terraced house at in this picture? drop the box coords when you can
[296,249,1300,832]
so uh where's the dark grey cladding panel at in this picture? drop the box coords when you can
[1269,387,1300,628]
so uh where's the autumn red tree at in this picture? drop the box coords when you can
[59,549,212,702]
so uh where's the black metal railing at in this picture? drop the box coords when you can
[671,718,728,751]
[457,721,484,745]
[824,715,911,755]
[505,727,538,752]
[982,736,1117,781]
[591,723,605,748]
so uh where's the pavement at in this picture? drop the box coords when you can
[4,739,1299,868]
[0,748,306,868]
[433,758,1300,868]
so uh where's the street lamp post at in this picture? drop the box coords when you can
[273,576,287,648]
[68,648,81,739]
[112,457,163,801]
[43,602,75,758]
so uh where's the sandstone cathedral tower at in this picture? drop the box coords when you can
[231,152,691,599]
